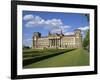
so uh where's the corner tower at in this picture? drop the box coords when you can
[74,29,82,48]
[33,32,41,48]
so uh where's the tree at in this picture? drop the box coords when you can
[83,29,89,48]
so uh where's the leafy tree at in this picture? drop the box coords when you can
[83,29,89,47]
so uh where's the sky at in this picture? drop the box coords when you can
[22,11,89,47]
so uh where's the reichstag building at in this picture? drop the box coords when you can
[33,29,82,49]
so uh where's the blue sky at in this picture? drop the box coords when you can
[22,11,89,47]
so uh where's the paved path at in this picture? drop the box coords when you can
[24,48,89,68]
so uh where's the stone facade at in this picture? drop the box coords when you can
[32,29,82,49]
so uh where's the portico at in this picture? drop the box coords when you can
[49,37,61,48]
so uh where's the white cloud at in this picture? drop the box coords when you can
[23,14,71,33]
[78,26,89,38]
[61,25,70,29]
[45,19,62,27]
[65,32,74,35]
[64,26,89,35]
[78,26,89,31]
[23,14,34,21]
[25,16,63,28]
[25,15,45,27]
[23,39,32,42]
[61,25,70,32]
[23,38,33,47]
[51,25,70,33]
[51,29,61,33]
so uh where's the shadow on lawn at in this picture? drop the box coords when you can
[23,49,75,67]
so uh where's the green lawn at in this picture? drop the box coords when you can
[24,48,89,68]
[23,49,73,59]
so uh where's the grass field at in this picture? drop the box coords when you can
[23,49,74,61]
[23,48,89,68]
[23,49,72,59]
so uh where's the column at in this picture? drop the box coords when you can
[49,39,50,47]
[51,39,52,46]
[52,39,53,46]
[55,38,56,46]
[56,39,58,47]
[60,39,61,47]
[54,39,55,46]
[57,39,58,47]
[56,38,57,47]
[50,39,51,47]
[60,39,62,47]
[53,39,55,46]
[58,39,60,46]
